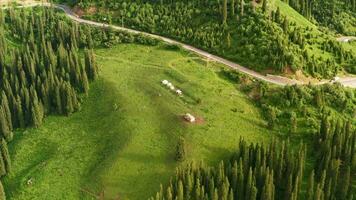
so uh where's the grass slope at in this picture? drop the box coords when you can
[4,44,271,200]
[273,0,317,29]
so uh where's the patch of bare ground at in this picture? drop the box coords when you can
[180,115,205,125]
[264,66,322,84]
[73,5,96,17]
[294,70,321,83]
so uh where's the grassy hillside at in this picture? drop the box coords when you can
[61,0,355,79]
[278,0,356,35]
[272,0,316,28]
[4,44,271,200]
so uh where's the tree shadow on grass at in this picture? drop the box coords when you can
[199,144,234,166]
[72,78,136,199]
[239,115,267,130]
[77,78,187,200]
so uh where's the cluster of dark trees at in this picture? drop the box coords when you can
[311,117,355,200]
[0,7,100,198]
[0,7,99,126]
[151,117,355,200]
[0,5,163,199]
[175,137,187,162]
[151,138,306,200]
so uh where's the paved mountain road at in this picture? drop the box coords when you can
[6,2,356,88]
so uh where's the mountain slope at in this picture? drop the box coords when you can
[62,0,355,79]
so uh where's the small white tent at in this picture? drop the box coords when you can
[184,113,196,123]
[176,89,183,96]
[162,80,169,85]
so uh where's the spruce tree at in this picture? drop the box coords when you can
[263,0,268,13]
[290,112,297,134]
[231,0,235,17]
[0,108,12,141]
[0,152,6,177]
[0,138,10,174]
[222,0,228,25]
[175,137,186,162]
[1,92,12,131]
[177,180,184,200]
[0,181,5,200]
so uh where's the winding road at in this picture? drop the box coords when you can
[5,2,356,88]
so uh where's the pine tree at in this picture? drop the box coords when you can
[0,180,5,200]
[85,49,98,80]
[166,186,173,200]
[0,108,12,141]
[231,0,236,17]
[338,166,350,199]
[267,108,277,129]
[240,0,245,16]
[213,188,219,200]
[0,152,6,177]
[177,180,184,200]
[228,189,234,200]
[81,69,90,95]
[275,7,281,23]
[1,92,12,131]
[290,112,297,134]
[0,138,11,174]
[31,100,44,128]
[283,18,289,32]
[226,32,232,48]
[175,137,186,162]
[54,85,63,114]
[245,167,253,200]
[263,0,268,13]
[223,0,228,25]
[63,83,74,115]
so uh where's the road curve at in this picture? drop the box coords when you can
[5,2,356,88]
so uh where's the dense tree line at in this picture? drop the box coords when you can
[0,5,162,199]
[311,117,355,200]
[0,7,100,198]
[150,118,355,199]
[151,138,306,200]
[70,0,355,78]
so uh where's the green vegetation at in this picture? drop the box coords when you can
[342,40,356,73]
[4,42,273,199]
[220,69,356,136]
[0,6,101,199]
[151,118,355,200]
[65,0,355,78]
[0,3,355,200]
[279,0,356,35]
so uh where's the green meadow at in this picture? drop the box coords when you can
[4,44,272,200]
